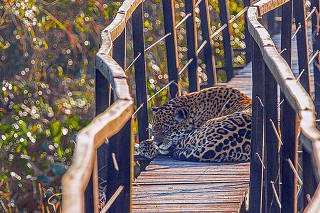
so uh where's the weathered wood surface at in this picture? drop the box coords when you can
[247,3,320,212]
[162,0,180,98]
[198,0,217,87]
[62,0,138,212]
[254,0,289,16]
[131,17,316,213]
[132,157,249,212]
[280,1,298,211]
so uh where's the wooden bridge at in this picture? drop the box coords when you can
[61,0,320,212]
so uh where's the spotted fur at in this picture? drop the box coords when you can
[138,86,252,162]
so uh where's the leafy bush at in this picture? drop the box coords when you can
[0,0,123,210]
[0,72,94,210]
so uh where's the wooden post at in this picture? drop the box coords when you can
[132,3,149,141]
[103,29,132,213]
[293,0,315,207]
[106,121,132,212]
[117,120,132,212]
[86,69,110,212]
[113,29,126,68]
[280,1,298,212]
[198,0,217,87]
[249,41,266,213]
[185,0,199,92]
[311,0,320,118]
[162,0,179,98]
[115,31,132,212]
[244,0,252,64]
[264,67,280,213]
[92,25,119,212]
[218,0,234,81]
[293,0,311,93]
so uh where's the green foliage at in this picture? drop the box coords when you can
[0,73,94,210]
[0,0,121,78]
[1,0,121,210]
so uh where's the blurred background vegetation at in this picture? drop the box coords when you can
[0,0,246,211]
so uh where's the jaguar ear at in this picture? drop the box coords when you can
[174,108,188,122]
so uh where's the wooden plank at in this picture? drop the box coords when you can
[132,3,149,141]
[133,202,243,207]
[132,203,243,211]
[133,186,248,193]
[198,0,217,86]
[134,177,249,181]
[218,0,234,81]
[185,0,199,92]
[134,181,249,187]
[133,209,241,212]
[135,180,249,186]
[135,178,249,183]
[134,174,249,179]
[162,0,179,98]
[133,198,244,204]
[133,191,246,199]
[141,171,249,175]
[133,157,249,212]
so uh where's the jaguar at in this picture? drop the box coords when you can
[138,86,252,162]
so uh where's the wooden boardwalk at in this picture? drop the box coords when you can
[133,157,249,212]
[132,29,313,212]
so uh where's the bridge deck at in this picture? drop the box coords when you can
[133,157,249,212]
[132,30,313,212]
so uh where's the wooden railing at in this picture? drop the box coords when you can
[60,0,281,212]
[61,1,139,212]
[248,0,320,212]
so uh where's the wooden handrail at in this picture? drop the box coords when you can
[247,2,320,211]
[60,0,256,211]
[61,0,143,212]
[254,0,290,16]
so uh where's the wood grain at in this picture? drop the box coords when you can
[248,3,320,211]
[132,157,249,212]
